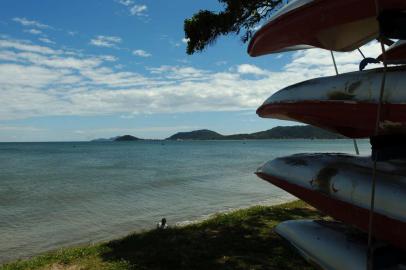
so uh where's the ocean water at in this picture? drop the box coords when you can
[0,139,370,263]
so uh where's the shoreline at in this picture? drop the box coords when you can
[175,196,296,227]
[1,200,322,270]
[0,138,366,144]
[0,196,296,265]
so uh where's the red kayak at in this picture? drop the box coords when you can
[257,66,406,138]
[379,41,406,64]
[256,153,406,250]
[248,0,406,57]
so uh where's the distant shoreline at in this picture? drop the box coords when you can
[92,125,345,142]
[0,138,354,143]
[0,125,347,143]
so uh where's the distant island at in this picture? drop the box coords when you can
[91,135,141,142]
[166,125,344,140]
[114,135,141,141]
[92,125,344,142]
[167,130,224,140]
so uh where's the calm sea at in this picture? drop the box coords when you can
[0,139,370,263]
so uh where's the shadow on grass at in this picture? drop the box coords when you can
[101,202,323,270]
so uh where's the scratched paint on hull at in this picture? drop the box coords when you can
[275,220,406,270]
[257,66,406,138]
[256,153,406,250]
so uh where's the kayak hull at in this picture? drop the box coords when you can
[379,40,406,64]
[256,154,406,250]
[248,0,406,56]
[257,67,406,138]
[257,101,406,138]
[275,220,406,270]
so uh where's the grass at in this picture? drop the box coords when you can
[1,200,325,270]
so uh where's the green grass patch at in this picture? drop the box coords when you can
[1,200,324,270]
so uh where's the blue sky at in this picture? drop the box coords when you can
[0,0,381,141]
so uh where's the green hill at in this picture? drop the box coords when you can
[226,125,344,139]
[167,129,224,140]
[167,125,344,140]
[114,135,141,141]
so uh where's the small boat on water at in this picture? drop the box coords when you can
[257,66,406,138]
[275,220,406,270]
[248,0,406,57]
[256,153,406,250]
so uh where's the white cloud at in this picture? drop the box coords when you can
[38,37,55,44]
[132,49,151,57]
[0,125,45,132]
[182,38,189,44]
[0,39,59,54]
[285,43,382,75]
[13,17,51,29]
[90,35,122,48]
[24,29,42,35]
[100,55,118,62]
[130,5,147,16]
[115,0,148,17]
[0,37,383,121]
[116,0,134,6]
[237,64,267,76]
[147,65,209,81]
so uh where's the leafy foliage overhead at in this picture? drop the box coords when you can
[184,0,286,55]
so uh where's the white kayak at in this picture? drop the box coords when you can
[275,220,406,270]
[256,153,406,250]
[257,66,406,138]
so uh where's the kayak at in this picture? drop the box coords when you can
[275,220,406,270]
[256,153,406,250]
[378,40,406,64]
[257,66,406,138]
[248,0,406,57]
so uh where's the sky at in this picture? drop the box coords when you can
[0,0,383,142]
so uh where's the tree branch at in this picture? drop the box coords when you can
[184,0,284,54]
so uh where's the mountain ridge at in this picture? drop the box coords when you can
[114,135,141,141]
[91,125,345,142]
[166,125,344,140]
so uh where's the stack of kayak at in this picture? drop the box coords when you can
[248,0,406,269]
